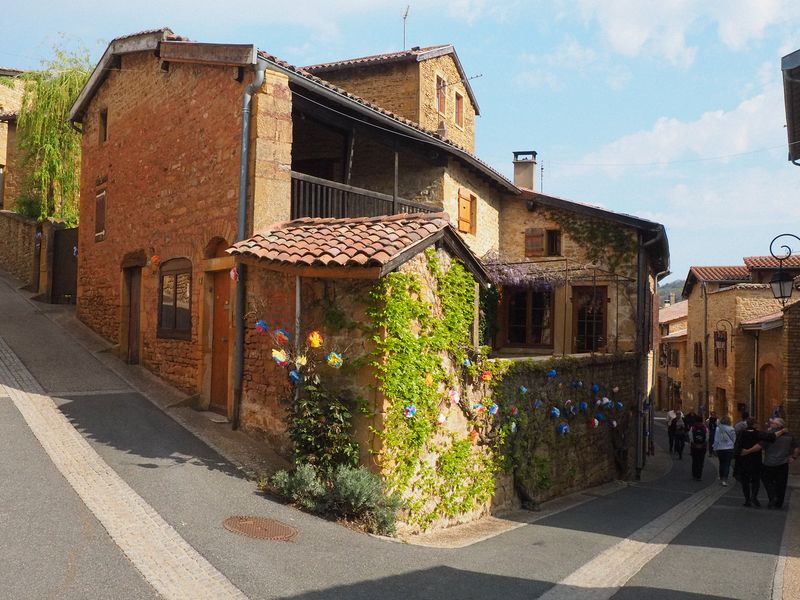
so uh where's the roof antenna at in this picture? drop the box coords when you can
[540,159,544,193]
[403,5,411,49]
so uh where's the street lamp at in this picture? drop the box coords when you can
[769,233,800,306]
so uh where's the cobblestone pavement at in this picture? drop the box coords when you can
[0,336,248,600]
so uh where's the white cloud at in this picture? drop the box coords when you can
[576,0,800,65]
[516,36,631,90]
[567,80,785,177]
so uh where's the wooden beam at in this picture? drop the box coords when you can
[393,146,399,214]
[344,128,355,185]
[202,256,235,272]
[158,41,257,67]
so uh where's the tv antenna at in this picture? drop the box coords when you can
[403,5,411,49]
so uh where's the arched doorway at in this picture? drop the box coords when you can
[758,364,781,425]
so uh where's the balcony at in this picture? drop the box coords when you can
[290,171,437,219]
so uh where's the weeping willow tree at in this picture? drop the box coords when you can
[13,47,90,225]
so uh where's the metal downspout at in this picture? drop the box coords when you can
[232,57,268,430]
[634,232,647,480]
[702,281,709,418]
[753,332,759,419]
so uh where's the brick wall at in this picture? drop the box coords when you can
[0,210,37,284]
[76,51,248,393]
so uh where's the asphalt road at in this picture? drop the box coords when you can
[0,270,791,599]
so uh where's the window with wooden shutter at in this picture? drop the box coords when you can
[457,189,476,234]
[455,92,464,127]
[525,228,545,257]
[95,190,106,242]
[436,76,446,114]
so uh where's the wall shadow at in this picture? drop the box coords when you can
[275,566,735,600]
[55,392,245,479]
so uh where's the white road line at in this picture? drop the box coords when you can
[0,337,248,600]
[536,481,729,600]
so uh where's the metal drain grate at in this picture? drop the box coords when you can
[223,516,297,541]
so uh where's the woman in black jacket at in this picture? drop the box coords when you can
[736,418,782,507]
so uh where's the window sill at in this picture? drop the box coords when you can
[156,330,192,341]
[94,231,105,242]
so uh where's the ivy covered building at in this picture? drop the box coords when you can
[68,28,669,531]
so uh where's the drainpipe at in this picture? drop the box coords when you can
[753,331,759,419]
[702,280,709,418]
[232,56,268,431]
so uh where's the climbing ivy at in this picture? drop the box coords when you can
[544,210,637,273]
[367,249,504,528]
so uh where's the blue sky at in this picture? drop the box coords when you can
[3,1,800,283]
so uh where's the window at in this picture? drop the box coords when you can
[693,341,703,367]
[94,190,106,242]
[659,323,670,336]
[99,109,108,143]
[436,76,446,114]
[714,331,728,367]
[455,92,464,127]
[546,229,561,256]
[573,286,607,353]
[659,343,668,367]
[505,288,553,346]
[158,258,192,339]
[457,189,476,234]
[670,348,679,368]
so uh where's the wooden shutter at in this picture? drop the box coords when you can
[458,189,471,233]
[525,227,545,257]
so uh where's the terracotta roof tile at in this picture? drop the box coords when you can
[743,255,800,269]
[689,266,750,282]
[659,300,688,323]
[303,45,450,72]
[229,212,451,271]
[741,311,784,326]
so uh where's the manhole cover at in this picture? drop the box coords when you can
[223,516,297,541]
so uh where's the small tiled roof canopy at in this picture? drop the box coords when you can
[682,265,751,298]
[228,212,491,286]
[743,255,800,269]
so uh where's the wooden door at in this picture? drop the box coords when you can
[126,267,141,364]
[209,269,231,415]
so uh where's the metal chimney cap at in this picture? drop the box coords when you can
[513,151,537,161]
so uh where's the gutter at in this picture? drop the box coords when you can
[232,56,268,430]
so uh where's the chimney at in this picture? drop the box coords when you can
[669,292,676,305]
[513,151,537,190]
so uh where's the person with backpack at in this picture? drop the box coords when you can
[706,411,718,457]
[671,411,687,459]
[713,415,736,486]
[689,418,709,480]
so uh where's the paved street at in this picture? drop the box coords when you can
[0,269,797,600]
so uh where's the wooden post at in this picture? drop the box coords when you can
[393,146,399,214]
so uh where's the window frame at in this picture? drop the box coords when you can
[546,229,562,256]
[94,190,106,242]
[99,108,108,143]
[157,258,193,340]
[454,91,464,128]
[693,341,703,367]
[436,75,446,115]
[572,285,608,353]
[503,286,555,348]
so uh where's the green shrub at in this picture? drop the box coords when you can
[329,465,401,535]
[270,464,325,511]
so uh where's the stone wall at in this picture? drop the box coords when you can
[76,50,248,393]
[0,75,23,210]
[0,210,37,284]
[785,302,800,432]
[417,54,477,152]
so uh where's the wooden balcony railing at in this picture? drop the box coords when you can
[290,171,436,219]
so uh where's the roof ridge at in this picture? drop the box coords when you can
[302,45,452,71]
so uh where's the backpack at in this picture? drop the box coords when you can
[672,417,685,432]
[691,425,707,445]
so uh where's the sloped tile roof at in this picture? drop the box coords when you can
[741,311,783,326]
[258,50,510,190]
[662,329,687,342]
[303,45,450,72]
[743,255,800,269]
[689,266,750,282]
[0,111,17,122]
[229,212,450,269]
[659,300,688,324]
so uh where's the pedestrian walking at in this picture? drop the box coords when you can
[736,418,785,507]
[689,418,709,480]
[667,408,677,455]
[707,411,718,457]
[713,415,736,486]
[748,418,798,509]
[671,411,687,459]
[734,411,749,435]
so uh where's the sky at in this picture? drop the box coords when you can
[3,1,800,283]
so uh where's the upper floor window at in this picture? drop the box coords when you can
[94,190,106,242]
[99,109,108,143]
[458,189,476,235]
[546,229,561,256]
[436,76,446,114]
[455,92,464,128]
[693,341,703,367]
[158,258,192,340]
[714,331,728,368]
[670,348,680,368]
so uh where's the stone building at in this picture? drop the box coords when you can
[0,67,23,210]
[672,258,800,423]
[68,28,668,524]
[656,299,687,410]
